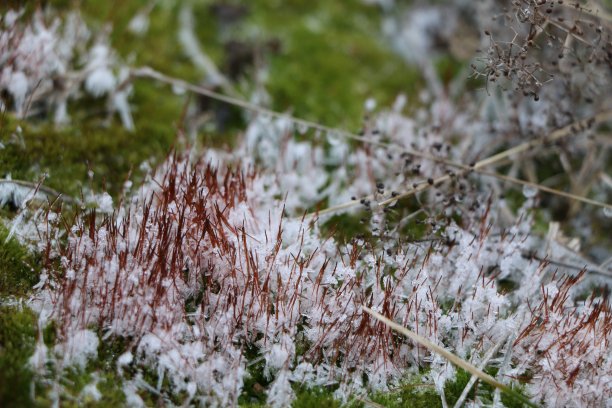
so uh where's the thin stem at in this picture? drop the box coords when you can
[453,338,506,408]
[0,179,76,205]
[362,306,540,408]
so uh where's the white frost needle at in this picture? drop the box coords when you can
[361,306,539,408]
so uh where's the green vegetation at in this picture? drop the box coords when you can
[292,386,343,408]
[372,382,442,408]
[321,212,372,245]
[240,343,272,406]
[0,306,37,407]
[0,225,40,297]
[248,0,423,129]
[371,369,531,408]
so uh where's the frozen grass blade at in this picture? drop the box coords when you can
[362,306,539,408]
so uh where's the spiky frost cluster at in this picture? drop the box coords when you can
[0,9,133,128]
[514,272,612,407]
[20,106,609,407]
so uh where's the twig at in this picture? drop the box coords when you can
[0,179,76,205]
[472,111,612,169]
[559,1,612,26]
[494,334,517,407]
[453,338,506,408]
[522,251,612,278]
[131,66,387,148]
[362,306,539,408]
[440,386,449,408]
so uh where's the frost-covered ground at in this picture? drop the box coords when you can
[1,1,611,407]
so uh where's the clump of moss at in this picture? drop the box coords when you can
[29,332,129,407]
[0,109,177,201]
[0,306,37,407]
[239,343,272,406]
[444,368,530,408]
[371,381,442,408]
[370,369,531,408]
[245,0,423,130]
[321,212,371,245]
[0,225,40,297]
[291,385,344,408]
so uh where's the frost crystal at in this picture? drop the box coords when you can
[0,9,132,127]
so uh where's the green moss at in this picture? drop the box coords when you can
[240,343,272,406]
[321,212,371,245]
[246,0,423,130]
[0,306,37,408]
[0,102,179,200]
[240,381,349,408]
[31,335,130,407]
[44,364,126,408]
[371,381,442,407]
[0,1,39,14]
[42,320,57,350]
[370,369,533,408]
[531,208,550,236]
[498,278,520,294]
[0,224,40,297]
[434,55,464,87]
[292,385,343,408]
[443,368,476,405]
[396,206,430,242]
[444,368,532,408]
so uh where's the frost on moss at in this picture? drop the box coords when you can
[0,8,133,128]
[24,139,609,406]
[1,1,612,407]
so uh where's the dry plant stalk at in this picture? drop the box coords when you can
[362,306,538,408]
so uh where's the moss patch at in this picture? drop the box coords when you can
[245,0,423,130]
[0,225,40,297]
[292,385,343,408]
[0,306,37,408]
[321,212,371,245]
[372,381,442,408]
